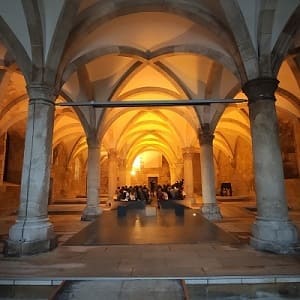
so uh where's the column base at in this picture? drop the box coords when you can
[4,218,57,256]
[251,218,299,254]
[5,238,57,257]
[201,203,222,221]
[81,206,102,221]
[108,200,119,210]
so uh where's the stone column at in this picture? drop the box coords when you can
[118,158,127,186]
[292,118,300,177]
[170,165,176,184]
[175,161,184,181]
[0,133,7,184]
[243,78,298,253]
[81,138,102,221]
[108,149,118,208]
[182,148,194,205]
[5,84,57,256]
[199,131,222,221]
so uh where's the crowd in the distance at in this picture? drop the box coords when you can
[114,185,151,203]
[114,179,185,204]
[156,179,185,202]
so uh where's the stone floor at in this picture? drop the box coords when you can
[0,199,299,283]
[65,208,239,246]
[0,199,299,278]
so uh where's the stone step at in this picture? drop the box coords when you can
[51,279,185,300]
[186,282,300,299]
[0,285,56,300]
[1,281,300,300]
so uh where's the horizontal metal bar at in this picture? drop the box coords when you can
[55,99,247,108]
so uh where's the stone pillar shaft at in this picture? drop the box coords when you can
[108,149,118,204]
[5,84,57,256]
[243,78,298,253]
[170,166,176,184]
[200,134,215,204]
[200,132,222,221]
[292,118,300,177]
[118,158,127,186]
[82,140,101,220]
[0,133,7,184]
[183,148,194,203]
[175,162,184,182]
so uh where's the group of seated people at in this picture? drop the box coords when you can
[114,179,185,203]
[156,180,186,202]
[114,185,151,204]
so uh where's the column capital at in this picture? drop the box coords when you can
[242,77,279,103]
[175,160,183,167]
[108,149,118,159]
[183,152,193,160]
[182,146,196,154]
[199,132,214,145]
[118,157,126,167]
[182,147,194,160]
[26,83,57,104]
[87,137,100,149]
[86,130,100,148]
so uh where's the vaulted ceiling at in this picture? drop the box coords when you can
[0,0,299,167]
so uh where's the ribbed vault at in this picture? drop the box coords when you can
[0,1,298,197]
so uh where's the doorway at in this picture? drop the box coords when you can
[148,176,158,197]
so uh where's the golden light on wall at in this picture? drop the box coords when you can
[131,155,142,176]
[130,151,163,176]
[133,155,142,170]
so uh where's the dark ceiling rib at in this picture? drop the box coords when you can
[56,99,247,108]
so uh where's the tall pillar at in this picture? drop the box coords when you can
[199,131,222,221]
[81,138,102,221]
[5,84,57,256]
[175,161,184,181]
[0,133,7,184]
[243,78,298,253]
[170,165,177,184]
[292,118,300,177]
[118,158,127,186]
[108,149,118,208]
[182,148,194,205]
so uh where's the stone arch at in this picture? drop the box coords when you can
[272,4,300,75]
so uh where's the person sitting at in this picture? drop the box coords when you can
[142,185,150,204]
[129,190,136,201]
[115,187,122,201]
[157,186,164,208]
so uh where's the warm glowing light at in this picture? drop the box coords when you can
[131,170,136,176]
[192,213,197,217]
[133,156,142,170]
[133,151,162,169]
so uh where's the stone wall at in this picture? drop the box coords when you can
[0,183,20,212]
[51,144,87,200]
[216,138,253,196]
[68,155,87,198]
[193,152,201,194]
[4,130,24,184]
[51,143,68,200]
[278,119,299,179]
[285,178,300,210]
[129,156,171,187]
[0,133,7,183]
[100,159,108,194]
